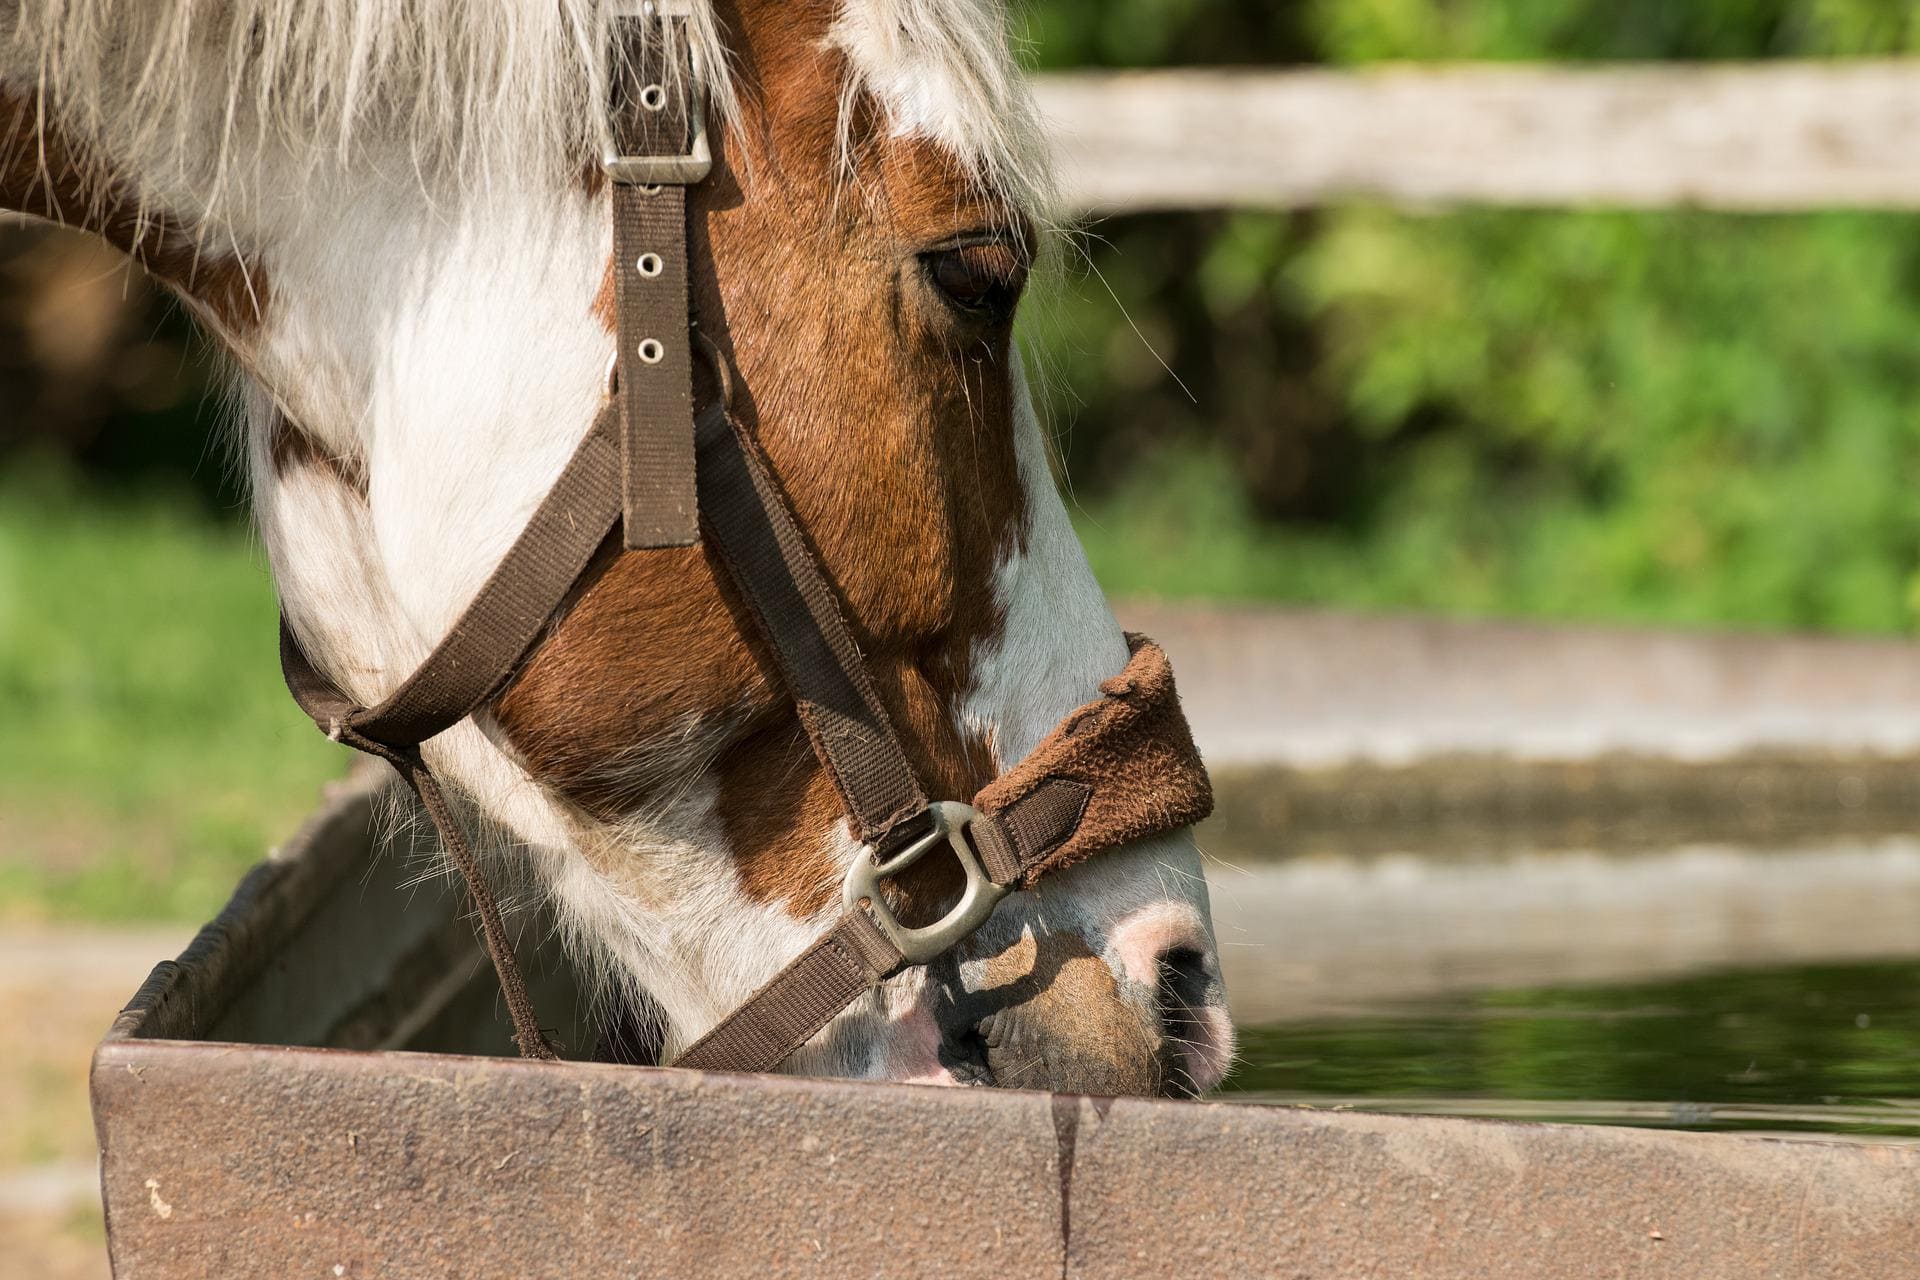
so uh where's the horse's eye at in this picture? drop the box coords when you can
[921,241,1027,322]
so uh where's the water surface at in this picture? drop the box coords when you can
[1224,958,1920,1138]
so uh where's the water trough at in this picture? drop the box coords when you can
[93,609,1920,1276]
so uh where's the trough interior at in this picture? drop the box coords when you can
[115,765,601,1058]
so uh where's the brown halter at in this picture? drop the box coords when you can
[280,4,1213,1073]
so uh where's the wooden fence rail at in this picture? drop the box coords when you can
[1034,60,1920,212]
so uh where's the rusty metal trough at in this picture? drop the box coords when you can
[93,769,1920,1278]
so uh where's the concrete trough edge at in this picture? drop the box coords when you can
[92,1037,1920,1280]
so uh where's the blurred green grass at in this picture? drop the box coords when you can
[0,459,344,923]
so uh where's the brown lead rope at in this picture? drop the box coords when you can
[281,629,558,1059]
[278,403,627,1060]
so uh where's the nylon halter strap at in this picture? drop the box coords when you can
[279,5,1213,1074]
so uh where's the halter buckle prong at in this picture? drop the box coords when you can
[844,802,1009,965]
[603,1,713,185]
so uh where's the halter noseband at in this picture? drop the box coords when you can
[280,2,1213,1073]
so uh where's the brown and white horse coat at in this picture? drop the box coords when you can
[0,0,1232,1093]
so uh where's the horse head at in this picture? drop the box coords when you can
[0,0,1234,1095]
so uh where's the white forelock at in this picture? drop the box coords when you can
[826,0,1053,215]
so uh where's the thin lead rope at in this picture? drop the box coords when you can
[399,756,557,1060]
[279,624,566,1062]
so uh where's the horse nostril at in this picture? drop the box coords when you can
[1155,947,1213,1028]
[936,1012,997,1087]
[1155,946,1225,1098]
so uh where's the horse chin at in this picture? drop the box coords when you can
[874,998,978,1088]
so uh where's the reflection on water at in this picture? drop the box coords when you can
[1224,959,1920,1138]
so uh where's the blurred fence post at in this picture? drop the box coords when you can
[1035,61,1920,212]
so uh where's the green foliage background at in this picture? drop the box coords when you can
[1028,0,1920,633]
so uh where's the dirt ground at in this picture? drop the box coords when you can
[0,926,188,1280]
[0,1206,107,1280]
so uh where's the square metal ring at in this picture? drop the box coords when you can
[842,802,1011,965]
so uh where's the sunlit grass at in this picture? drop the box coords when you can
[0,460,345,922]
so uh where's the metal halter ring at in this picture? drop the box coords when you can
[692,329,736,412]
[605,330,734,415]
[843,802,1011,965]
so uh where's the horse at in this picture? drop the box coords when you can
[0,0,1234,1095]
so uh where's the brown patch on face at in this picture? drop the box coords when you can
[0,88,268,333]
[268,411,368,499]
[497,0,1032,919]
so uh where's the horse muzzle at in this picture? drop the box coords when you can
[927,897,1234,1098]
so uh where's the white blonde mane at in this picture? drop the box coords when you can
[9,0,1050,217]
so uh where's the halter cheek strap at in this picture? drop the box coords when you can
[606,1,704,548]
[278,6,1214,1074]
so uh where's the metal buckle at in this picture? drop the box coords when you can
[842,802,1011,966]
[603,1,713,186]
